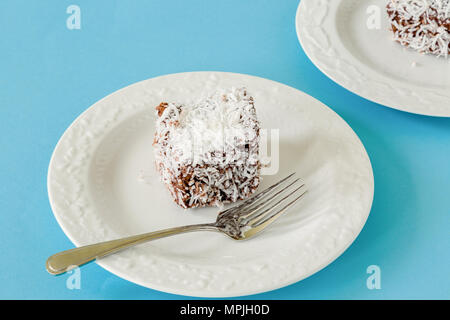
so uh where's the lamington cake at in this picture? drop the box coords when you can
[153,87,261,209]
[387,0,450,57]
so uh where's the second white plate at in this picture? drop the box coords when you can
[48,72,374,297]
[296,0,450,117]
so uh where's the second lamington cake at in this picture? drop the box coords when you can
[387,0,449,57]
[153,87,261,209]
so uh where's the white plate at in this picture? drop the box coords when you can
[48,72,374,297]
[296,0,450,117]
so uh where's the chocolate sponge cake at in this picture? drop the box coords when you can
[153,87,261,209]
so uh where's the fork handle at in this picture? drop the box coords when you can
[46,223,218,275]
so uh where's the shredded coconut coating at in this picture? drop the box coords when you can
[153,87,261,209]
[387,0,450,57]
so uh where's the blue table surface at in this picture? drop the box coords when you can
[0,0,449,300]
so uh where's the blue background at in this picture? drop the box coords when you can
[0,0,448,300]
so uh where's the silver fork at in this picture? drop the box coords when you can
[46,173,307,275]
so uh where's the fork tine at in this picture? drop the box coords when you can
[243,189,308,238]
[239,179,303,219]
[246,183,306,226]
[218,173,296,215]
